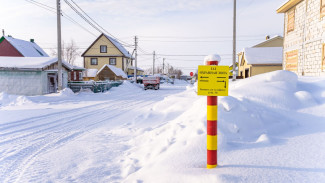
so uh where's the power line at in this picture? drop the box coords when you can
[25,0,97,37]
[64,0,132,47]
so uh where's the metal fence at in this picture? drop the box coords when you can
[68,81,123,93]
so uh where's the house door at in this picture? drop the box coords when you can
[48,74,57,93]
[245,69,249,78]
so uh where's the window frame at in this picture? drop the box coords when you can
[287,8,295,33]
[109,58,117,65]
[100,45,107,53]
[285,50,298,72]
[79,72,83,80]
[90,58,98,65]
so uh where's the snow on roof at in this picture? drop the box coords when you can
[243,47,283,65]
[104,34,132,58]
[84,69,98,77]
[128,66,144,71]
[4,36,49,57]
[98,64,127,78]
[0,57,72,70]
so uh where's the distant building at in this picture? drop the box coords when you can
[69,66,85,82]
[83,65,127,81]
[0,36,49,57]
[277,0,325,76]
[126,66,144,77]
[0,57,72,95]
[237,36,283,79]
[81,33,132,74]
[238,47,283,78]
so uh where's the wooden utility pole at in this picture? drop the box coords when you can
[153,51,155,75]
[57,0,63,90]
[134,36,138,82]
[232,0,237,81]
[163,58,165,74]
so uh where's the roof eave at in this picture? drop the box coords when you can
[277,0,303,13]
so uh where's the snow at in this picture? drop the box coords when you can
[104,34,132,58]
[97,64,127,79]
[204,54,221,65]
[84,69,98,77]
[0,57,73,70]
[4,36,49,57]
[128,66,144,71]
[243,47,283,65]
[1,71,325,182]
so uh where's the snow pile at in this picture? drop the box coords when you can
[0,92,33,107]
[58,88,75,97]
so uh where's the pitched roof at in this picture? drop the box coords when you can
[103,34,132,58]
[81,33,131,58]
[97,64,127,78]
[128,66,144,71]
[0,57,72,70]
[242,47,283,65]
[252,35,283,48]
[1,36,49,57]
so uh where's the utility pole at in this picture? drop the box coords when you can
[163,58,165,75]
[134,36,138,82]
[232,0,237,81]
[57,0,63,91]
[153,51,155,75]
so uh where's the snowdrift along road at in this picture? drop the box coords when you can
[1,71,325,183]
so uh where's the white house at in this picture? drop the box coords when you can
[0,57,72,95]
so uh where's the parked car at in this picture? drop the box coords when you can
[143,76,160,90]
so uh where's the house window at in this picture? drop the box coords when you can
[79,72,83,80]
[321,0,325,18]
[91,58,98,65]
[287,8,295,33]
[109,58,116,65]
[285,50,298,71]
[74,71,77,80]
[100,45,107,53]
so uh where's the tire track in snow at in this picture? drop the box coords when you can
[0,91,170,183]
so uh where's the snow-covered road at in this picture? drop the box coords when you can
[2,71,325,183]
[0,82,189,182]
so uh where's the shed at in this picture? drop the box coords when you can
[0,57,72,95]
[97,64,127,81]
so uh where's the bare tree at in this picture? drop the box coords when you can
[51,39,80,65]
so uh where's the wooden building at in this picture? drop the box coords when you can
[82,33,132,72]
[238,47,283,79]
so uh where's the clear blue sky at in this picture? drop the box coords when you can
[0,0,286,74]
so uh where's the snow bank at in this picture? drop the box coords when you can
[58,88,75,97]
[0,92,33,107]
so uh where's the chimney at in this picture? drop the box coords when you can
[266,35,270,40]
[30,39,34,43]
[2,29,4,37]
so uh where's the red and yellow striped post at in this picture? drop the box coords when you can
[206,60,218,169]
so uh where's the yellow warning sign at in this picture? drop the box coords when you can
[197,66,229,96]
